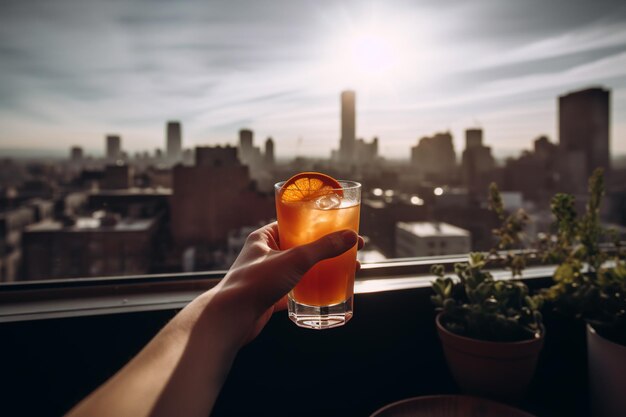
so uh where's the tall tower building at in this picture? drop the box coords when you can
[70,146,84,161]
[465,128,483,149]
[264,137,275,167]
[339,90,356,163]
[166,121,182,162]
[106,135,121,160]
[461,128,495,194]
[410,132,456,181]
[559,87,610,181]
[239,128,253,164]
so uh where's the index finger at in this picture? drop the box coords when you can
[255,221,280,250]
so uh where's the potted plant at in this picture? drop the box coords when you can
[431,183,544,403]
[542,168,626,417]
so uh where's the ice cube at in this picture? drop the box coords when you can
[314,193,341,210]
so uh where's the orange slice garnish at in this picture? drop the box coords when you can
[280,172,343,202]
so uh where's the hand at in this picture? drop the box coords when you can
[215,222,364,344]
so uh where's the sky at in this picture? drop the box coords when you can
[1,0,626,159]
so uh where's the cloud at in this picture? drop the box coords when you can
[473,20,626,70]
[0,0,625,158]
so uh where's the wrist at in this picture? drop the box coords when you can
[199,285,259,350]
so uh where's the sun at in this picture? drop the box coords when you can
[321,20,415,92]
[349,32,398,77]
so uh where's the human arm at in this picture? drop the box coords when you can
[65,222,361,417]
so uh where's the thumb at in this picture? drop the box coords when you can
[288,229,358,275]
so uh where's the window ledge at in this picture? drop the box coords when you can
[0,257,557,323]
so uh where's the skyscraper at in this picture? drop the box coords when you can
[106,135,121,160]
[411,132,457,182]
[238,128,254,164]
[339,90,356,163]
[70,146,83,161]
[461,128,495,193]
[559,87,610,182]
[534,135,557,162]
[264,137,275,167]
[166,121,182,162]
[465,128,483,149]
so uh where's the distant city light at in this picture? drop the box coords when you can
[372,188,383,196]
[434,187,444,196]
[384,189,394,197]
[410,196,424,205]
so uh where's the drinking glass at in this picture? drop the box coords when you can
[274,180,361,329]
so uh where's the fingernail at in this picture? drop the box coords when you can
[341,230,357,246]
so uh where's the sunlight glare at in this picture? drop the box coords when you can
[321,16,419,92]
[351,33,396,77]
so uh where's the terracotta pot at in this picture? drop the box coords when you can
[369,395,536,417]
[587,323,626,417]
[436,313,544,403]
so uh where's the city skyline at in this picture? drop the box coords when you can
[4,87,619,166]
[1,0,626,159]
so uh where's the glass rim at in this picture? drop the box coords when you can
[274,180,361,192]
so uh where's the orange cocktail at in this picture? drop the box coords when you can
[275,172,361,329]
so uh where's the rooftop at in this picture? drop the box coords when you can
[89,187,171,196]
[560,86,610,97]
[25,217,156,233]
[397,221,470,237]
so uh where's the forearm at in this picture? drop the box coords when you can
[66,287,244,417]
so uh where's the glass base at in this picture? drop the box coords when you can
[288,296,353,330]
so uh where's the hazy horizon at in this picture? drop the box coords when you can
[1,0,626,159]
